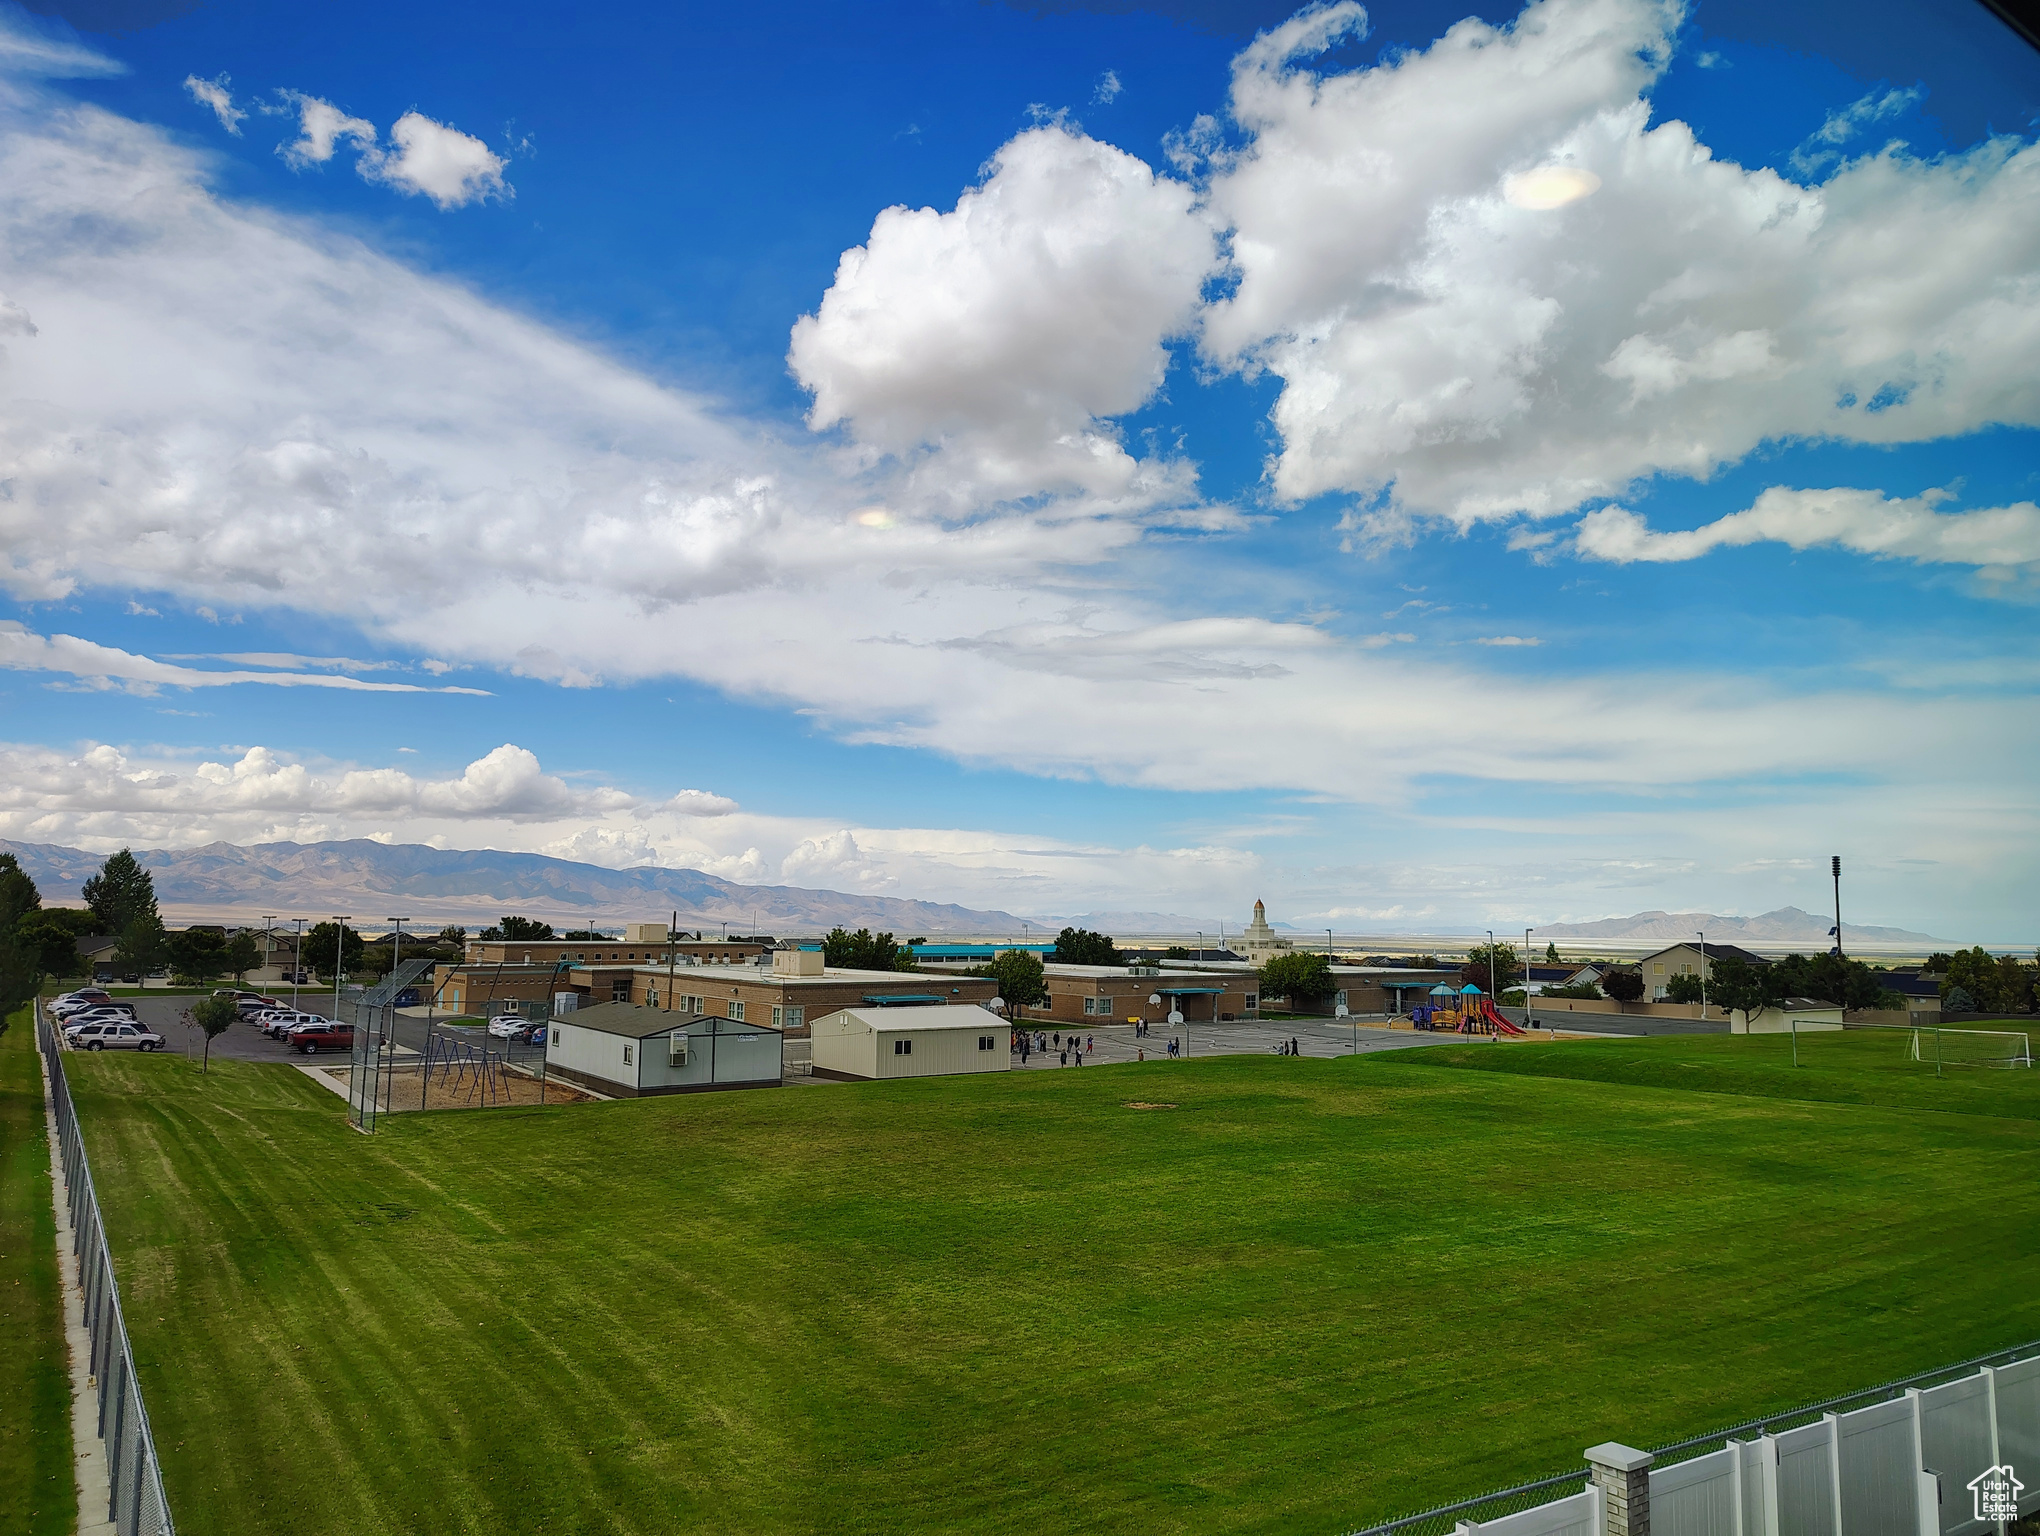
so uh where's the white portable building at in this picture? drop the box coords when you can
[545,1001,782,1096]
[809,1005,1009,1082]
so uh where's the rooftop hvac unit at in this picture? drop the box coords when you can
[668,1034,689,1067]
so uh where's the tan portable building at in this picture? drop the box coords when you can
[809,1005,1010,1082]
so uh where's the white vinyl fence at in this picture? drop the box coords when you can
[1372,1347,2039,1536]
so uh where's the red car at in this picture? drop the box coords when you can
[291,1022,355,1055]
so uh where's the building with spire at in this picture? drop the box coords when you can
[1239,899,1293,960]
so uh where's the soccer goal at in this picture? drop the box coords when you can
[1906,1026,2034,1069]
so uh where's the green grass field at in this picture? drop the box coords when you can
[64,1034,2040,1536]
[0,1013,75,1536]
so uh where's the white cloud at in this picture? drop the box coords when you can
[0,290,32,335]
[665,789,740,817]
[780,829,888,888]
[1188,0,2040,523]
[362,111,509,208]
[1094,69,1123,104]
[1575,487,2040,570]
[1474,635,1542,646]
[0,11,121,79]
[182,73,244,136]
[788,124,1216,507]
[0,741,639,850]
[0,622,490,695]
[1791,86,1922,176]
[277,91,376,169]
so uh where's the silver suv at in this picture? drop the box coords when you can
[70,1020,167,1052]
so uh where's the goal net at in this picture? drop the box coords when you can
[1906,1026,2034,1069]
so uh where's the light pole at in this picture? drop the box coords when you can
[289,918,304,1012]
[1830,855,1843,958]
[261,914,275,986]
[331,916,351,1024]
[1525,928,1533,1029]
[388,919,409,1050]
[1697,929,1708,1021]
[1487,929,1496,997]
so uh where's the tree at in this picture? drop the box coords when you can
[83,849,158,935]
[15,912,86,980]
[113,914,164,977]
[1460,941,1521,994]
[977,948,1047,1019]
[1923,952,1954,975]
[1943,986,1977,1013]
[491,915,555,941]
[225,931,262,981]
[190,995,237,1074]
[822,927,912,971]
[1664,971,1706,1004]
[1260,951,1336,1006]
[1937,946,2035,1015]
[0,933,36,1030]
[1163,945,1190,959]
[1542,980,1602,1000]
[1601,970,1646,1005]
[164,928,228,983]
[304,921,365,979]
[1770,953,1910,1013]
[0,852,40,935]
[1708,957,1782,1029]
[1053,927,1122,966]
[1544,941,1560,964]
[437,925,468,948]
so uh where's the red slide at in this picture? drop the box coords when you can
[1474,994,1526,1036]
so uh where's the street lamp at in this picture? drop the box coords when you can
[1830,855,1844,958]
[1525,928,1534,1030]
[1697,930,1707,1021]
[331,917,352,1024]
[289,918,304,1012]
[261,914,275,985]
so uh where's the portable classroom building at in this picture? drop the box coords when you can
[809,1005,1009,1082]
[545,1001,782,1096]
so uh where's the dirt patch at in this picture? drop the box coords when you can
[1123,1101,1178,1110]
[318,1066,594,1111]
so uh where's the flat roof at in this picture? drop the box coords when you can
[823,1005,1006,1032]
[554,1002,779,1039]
[1046,964,1238,980]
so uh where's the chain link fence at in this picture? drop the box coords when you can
[1341,1338,2040,1536]
[38,1008,177,1536]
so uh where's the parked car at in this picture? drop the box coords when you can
[290,1022,354,1055]
[61,1007,138,1031]
[269,1014,326,1039]
[485,1014,526,1038]
[234,996,282,1017]
[71,1021,166,1051]
[259,1011,308,1037]
[51,992,120,1018]
[120,972,140,984]
[515,1021,548,1046]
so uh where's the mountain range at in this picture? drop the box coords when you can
[1531,907,1943,946]
[0,838,1026,935]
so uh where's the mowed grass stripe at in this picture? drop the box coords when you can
[68,1044,2040,1536]
[0,1013,74,1536]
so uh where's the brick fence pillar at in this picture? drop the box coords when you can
[1586,1443,1655,1536]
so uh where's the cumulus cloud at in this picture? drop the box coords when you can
[0,741,638,851]
[0,622,490,695]
[1575,487,2040,570]
[1094,69,1123,104]
[1791,86,1922,177]
[277,91,376,169]
[182,73,243,135]
[362,111,509,208]
[789,124,1216,506]
[1188,0,2040,522]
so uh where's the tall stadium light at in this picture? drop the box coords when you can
[1487,930,1496,999]
[1698,930,1708,1021]
[262,914,275,982]
[290,918,304,1012]
[1831,856,1844,958]
[1525,928,1534,1029]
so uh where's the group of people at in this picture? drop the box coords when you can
[1013,1028,1099,1066]
[1276,1036,1303,1056]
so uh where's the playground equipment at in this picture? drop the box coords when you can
[423,1034,510,1106]
[1411,984,1526,1037]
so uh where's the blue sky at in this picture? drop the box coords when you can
[0,0,2036,939]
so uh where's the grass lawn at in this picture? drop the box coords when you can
[0,1012,75,1536]
[66,1036,2040,1536]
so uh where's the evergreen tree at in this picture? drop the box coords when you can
[0,852,40,935]
[83,849,159,935]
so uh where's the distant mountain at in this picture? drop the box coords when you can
[0,838,1023,935]
[1533,906,1944,946]
[1035,911,1231,936]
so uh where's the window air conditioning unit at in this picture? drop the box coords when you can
[668,1034,689,1067]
